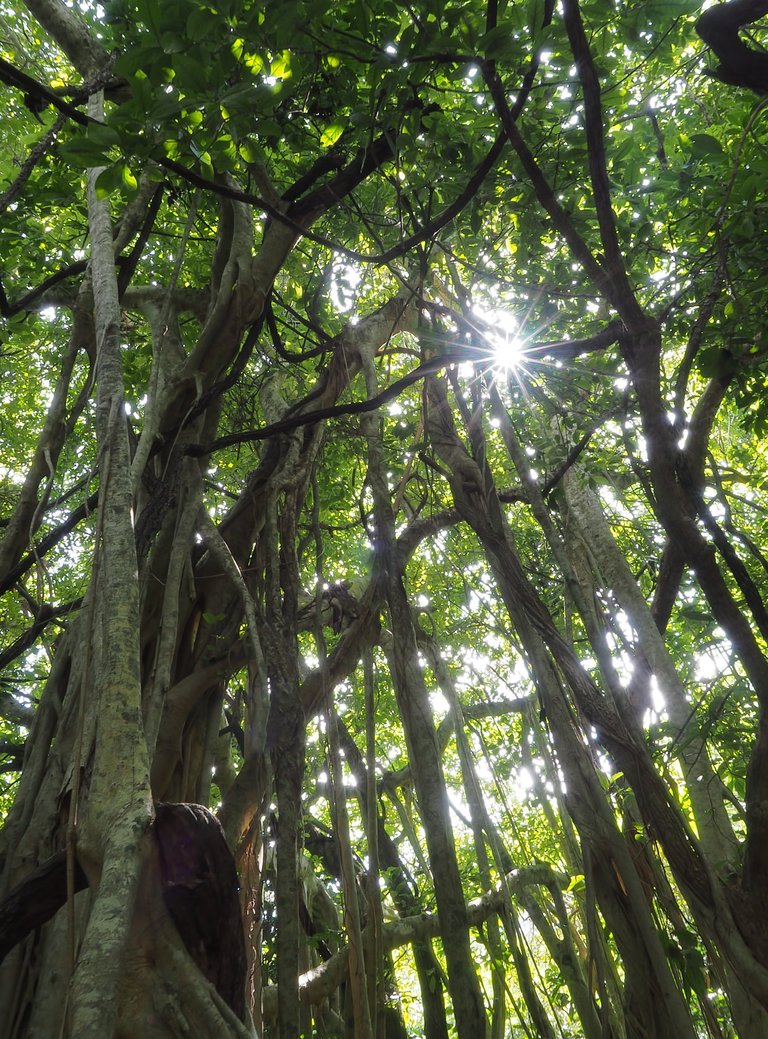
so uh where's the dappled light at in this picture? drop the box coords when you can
[2,1,768,1038]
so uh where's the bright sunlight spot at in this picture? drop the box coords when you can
[472,304,525,371]
[492,327,525,371]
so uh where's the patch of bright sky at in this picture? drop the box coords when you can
[384,744,402,765]
[463,643,532,695]
[331,262,362,312]
[705,494,727,522]
[695,638,732,682]
[642,674,668,730]
[606,645,635,692]
[445,786,475,830]
[0,466,25,486]
[512,765,535,795]
[429,688,450,718]
[595,483,636,521]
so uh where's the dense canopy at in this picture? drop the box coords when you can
[2,0,768,1036]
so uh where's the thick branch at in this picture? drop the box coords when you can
[20,0,109,77]
[697,0,768,92]
[0,850,87,963]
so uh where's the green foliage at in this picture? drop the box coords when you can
[3,0,768,1035]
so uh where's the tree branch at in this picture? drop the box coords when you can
[22,0,110,77]
[697,0,768,93]
[262,864,568,1010]
[0,850,88,963]
[562,0,645,323]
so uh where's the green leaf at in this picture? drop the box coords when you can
[187,7,219,41]
[478,25,518,60]
[271,50,292,80]
[59,136,113,169]
[121,165,138,192]
[243,52,265,75]
[86,122,123,150]
[238,138,265,164]
[689,133,724,157]
[320,123,345,148]
[527,0,546,36]
[220,82,260,107]
[94,164,124,198]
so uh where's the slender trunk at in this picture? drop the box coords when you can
[363,351,488,1039]
[426,373,699,1039]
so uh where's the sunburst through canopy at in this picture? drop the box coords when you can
[472,304,525,372]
